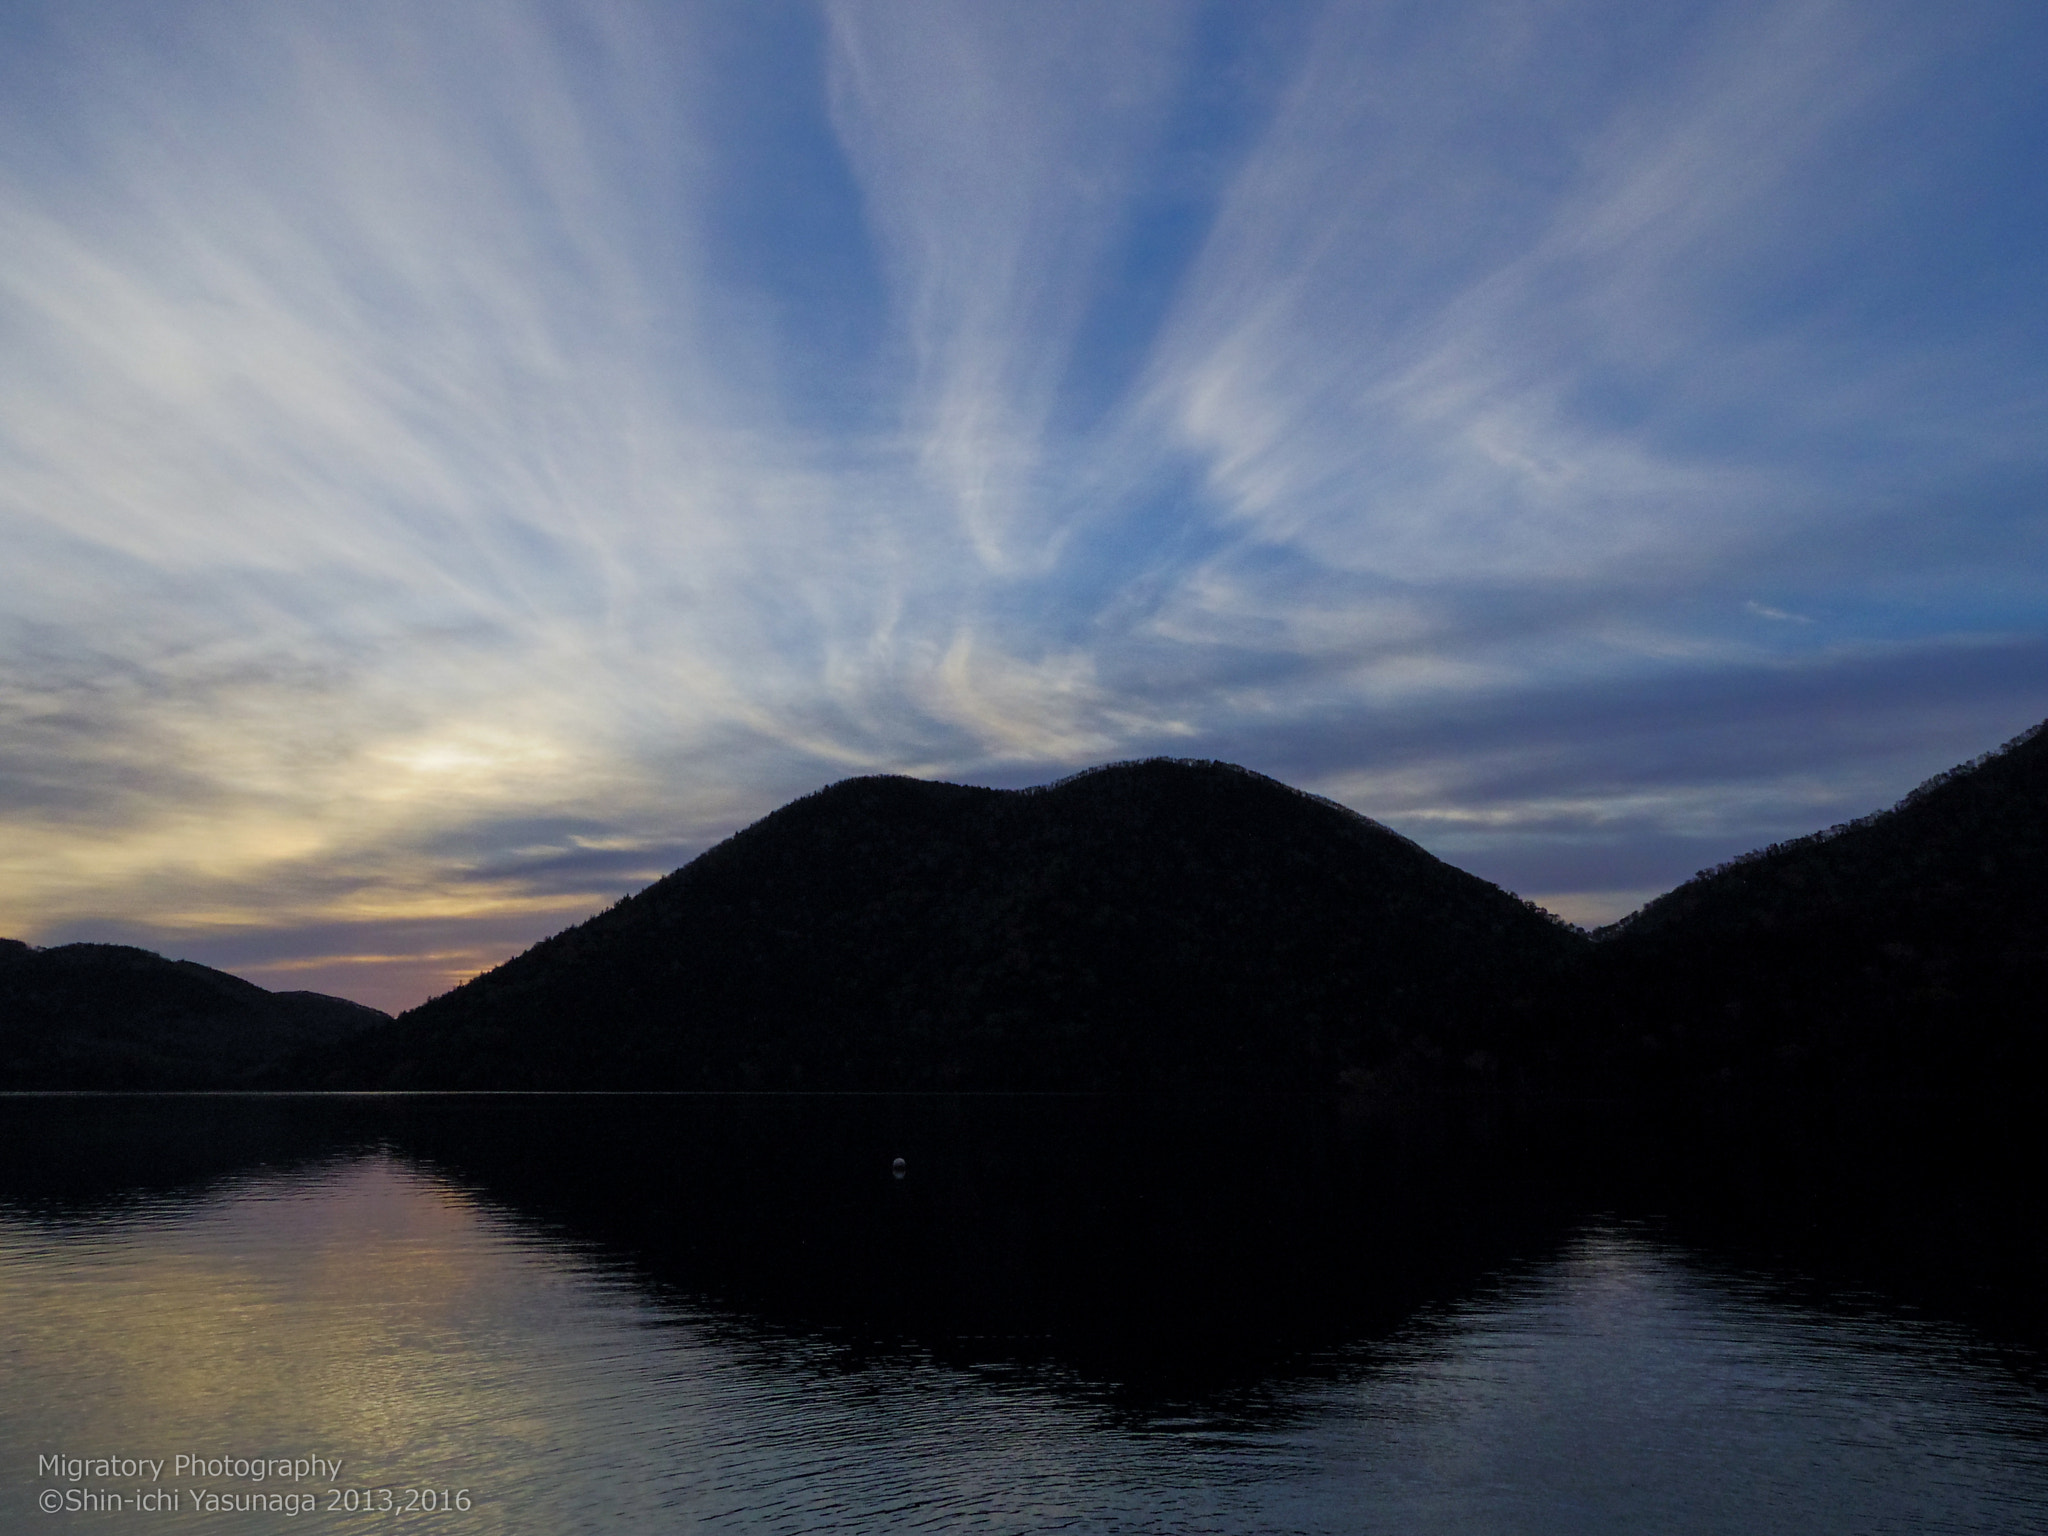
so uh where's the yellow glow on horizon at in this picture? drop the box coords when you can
[230,948,540,974]
[0,699,665,928]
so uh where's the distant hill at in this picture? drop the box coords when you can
[302,759,1585,1092]
[0,941,388,1089]
[18,719,2046,1098]
[1588,720,2047,1093]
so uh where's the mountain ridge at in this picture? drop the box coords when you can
[0,941,388,1090]
[9,719,2043,1096]
[305,757,1584,1091]
[1583,718,2047,1092]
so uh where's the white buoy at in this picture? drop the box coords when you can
[891,1156,906,1180]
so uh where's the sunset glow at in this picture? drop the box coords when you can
[3,1,2044,1010]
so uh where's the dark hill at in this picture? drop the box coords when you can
[1590,720,2047,1093]
[0,941,388,1089]
[307,759,1585,1092]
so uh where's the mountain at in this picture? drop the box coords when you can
[1587,720,2047,1094]
[19,719,2045,1098]
[304,759,1586,1092]
[0,941,389,1089]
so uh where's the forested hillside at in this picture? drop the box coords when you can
[1587,721,2046,1092]
[304,759,1584,1091]
[0,940,387,1088]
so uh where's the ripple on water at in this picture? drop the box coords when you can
[2,1151,2045,1533]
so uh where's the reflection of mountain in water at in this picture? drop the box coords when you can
[4,1094,2041,1381]
[6,1096,2044,1531]
[391,1093,1576,1377]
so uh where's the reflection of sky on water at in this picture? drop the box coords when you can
[3,1155,2043,1533]
[1,1157,679,1525]
[1353,1230,2048,1533]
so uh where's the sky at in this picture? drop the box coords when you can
[2,0,2045,1013]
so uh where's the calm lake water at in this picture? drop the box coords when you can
[2,1094,2043,1533]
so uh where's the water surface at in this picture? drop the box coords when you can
[2,1094,2042,1532]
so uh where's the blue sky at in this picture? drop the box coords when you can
[2,0,2044,1011]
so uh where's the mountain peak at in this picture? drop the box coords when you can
[314,758,1580,1092]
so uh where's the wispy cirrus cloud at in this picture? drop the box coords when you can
[824,0,1194,575]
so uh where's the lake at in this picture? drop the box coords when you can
[2,1093,2043,1532]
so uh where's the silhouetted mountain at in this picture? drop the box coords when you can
[1587,720,2047,1094]
[0,942,388,1089]
[21,720,2047,1098]
[305,759,1584,1091]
